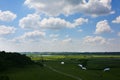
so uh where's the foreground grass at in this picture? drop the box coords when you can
[0,65,76,80]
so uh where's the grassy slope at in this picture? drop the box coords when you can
[0,65,76,80]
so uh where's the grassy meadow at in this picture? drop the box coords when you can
[0,54,120,80]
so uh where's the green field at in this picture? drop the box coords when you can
[0,54,120,80]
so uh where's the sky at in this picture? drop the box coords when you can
[0,0,120,52]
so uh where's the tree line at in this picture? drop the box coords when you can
[24,52,120,55]
[0,51,34,71]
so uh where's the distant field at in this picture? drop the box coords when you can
[28,54,120,60]
[0,54,120,80]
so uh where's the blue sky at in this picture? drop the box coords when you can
[0,0,120,52]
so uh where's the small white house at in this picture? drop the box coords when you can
[103,68,110,72]
[61,62,64,64]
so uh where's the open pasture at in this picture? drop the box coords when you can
[44,54,120,80]
[0,54,120,80]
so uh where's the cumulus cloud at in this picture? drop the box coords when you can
[0,25,16,35]
[74,18,88,26]
[84,36,107,44]
[19,14,88,29]
[79,0,114,17]
[24,0,114,16]
[19,14,40,29]
[40,17,74,29]
[0,10,17,22]
[112,16,120,23]
[40,17,88,29]
[95,20,113,34]
[14,31,45,42]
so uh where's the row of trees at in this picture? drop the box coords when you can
[0,51,34,71]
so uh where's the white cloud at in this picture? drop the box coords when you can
[22,30,45,38]
[1,36,120,52]
[24,0,113,16]
[84,36,107,44]
[40,17,87,29]
[82,37,120,52]
[14,31,45,42]
[0,25,16,35]
[62,38,72,43]
[0,10,17,22]
[81,0,114,17]
[95,20,113,34]
[19,14,88,29]
[118,32,120,36]
[40,17,74,29]
[112,16,120,23]
[19,14,40,29]
[74,18,88,26]
[49,34,59,38]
